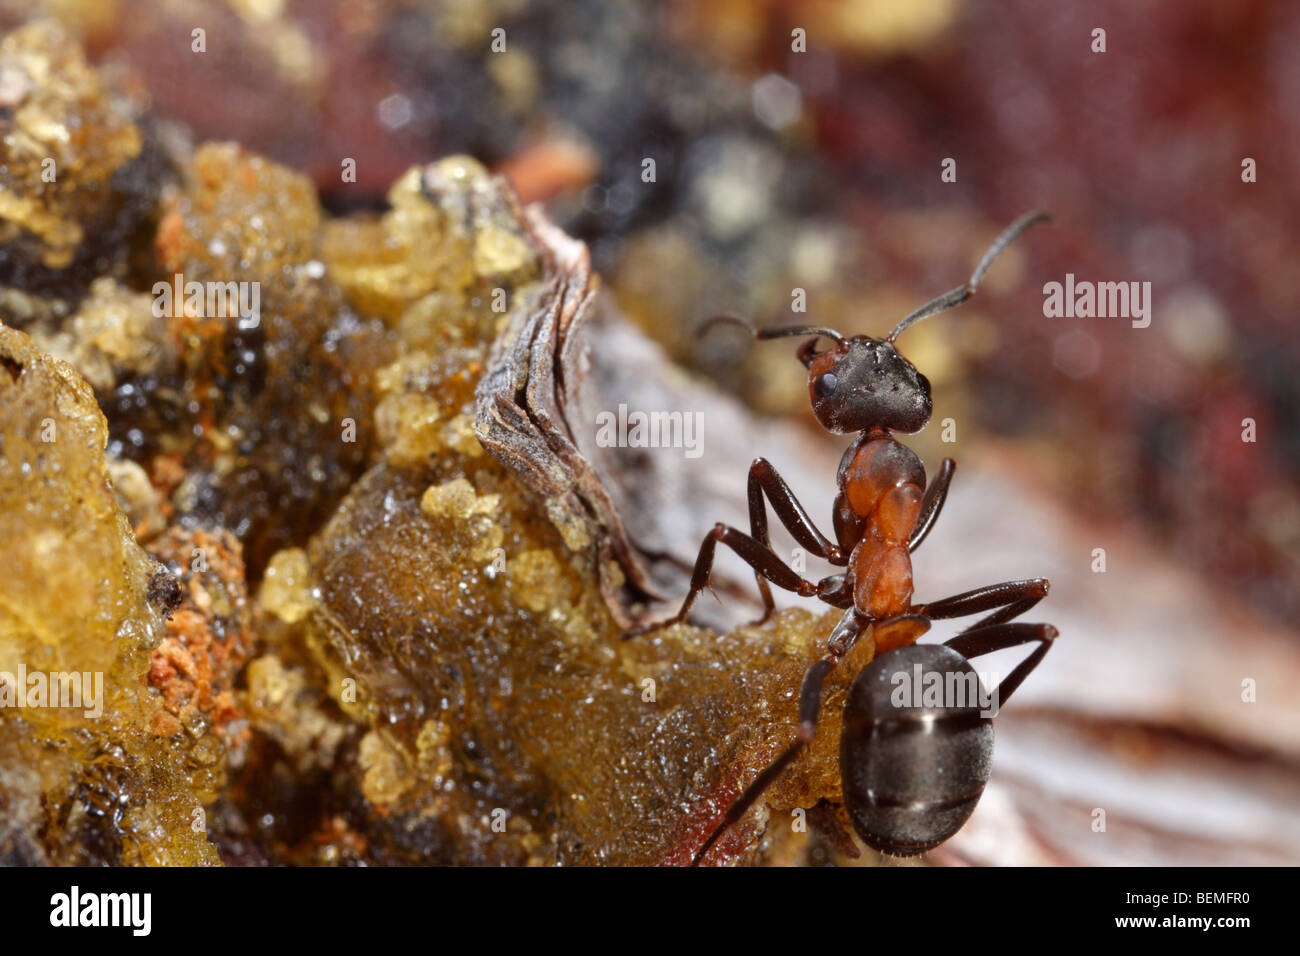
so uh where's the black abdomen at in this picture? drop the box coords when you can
[840,643,994,856]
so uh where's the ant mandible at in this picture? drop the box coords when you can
[625,210,1059,864]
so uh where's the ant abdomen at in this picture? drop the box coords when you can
[840,643,995,856]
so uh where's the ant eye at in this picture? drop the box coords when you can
[814,372,838,397]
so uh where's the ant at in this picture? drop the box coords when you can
[625,211,1059,864]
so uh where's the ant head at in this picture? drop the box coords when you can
[701,212,1052,436]
[806,335,932,435]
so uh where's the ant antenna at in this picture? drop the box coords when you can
[887,210,1051,343]
[699,314,845,345]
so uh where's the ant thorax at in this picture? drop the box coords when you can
[834,432,927,620]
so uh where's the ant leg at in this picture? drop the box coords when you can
[815,574,855,609]
[913,578,1049,630]
[747,458,845,626]
[749,459,841,561]
[624,524,819,638]
[908,458,955,552]
[692,609,869,864]
[945,621,1058,708]
[692,740,801,865]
